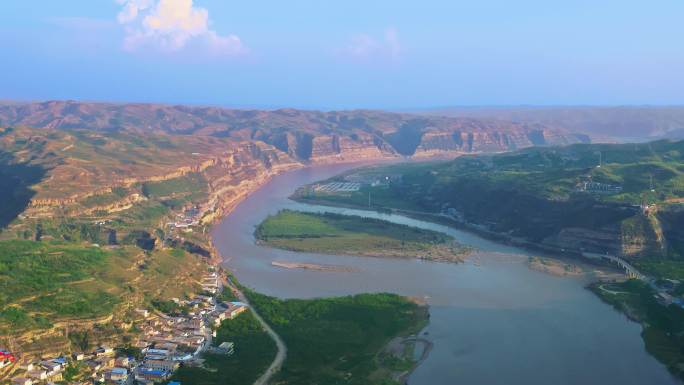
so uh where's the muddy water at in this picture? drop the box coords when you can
[212,164,679,385]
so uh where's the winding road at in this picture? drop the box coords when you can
[232,284,287,385]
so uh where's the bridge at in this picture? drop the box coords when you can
[583,252,646,280]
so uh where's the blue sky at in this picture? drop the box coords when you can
[1,0,683,109]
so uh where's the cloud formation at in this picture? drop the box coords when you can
[116,0,244,55]
[341,28,401,61]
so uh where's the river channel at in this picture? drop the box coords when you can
[211,164,679,385]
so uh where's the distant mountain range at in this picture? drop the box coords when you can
[415,106,684,141]
[0,100,591,162]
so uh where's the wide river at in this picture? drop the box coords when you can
[212,164,679,385]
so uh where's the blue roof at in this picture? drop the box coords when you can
[169,382,181,385]
[139,368,166,376]
[112,368,127,374]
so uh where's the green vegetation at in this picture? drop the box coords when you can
[256,210,469,262]
[142,172,207,201]
[247,291,427,385]
[297,140,684,257]
[592,280,684,380]
[81,187,129,208]
[0,240,119,331]
[171,310,277,385]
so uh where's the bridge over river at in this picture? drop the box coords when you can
[583,252,646,280]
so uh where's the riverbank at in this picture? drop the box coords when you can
[211,163,681,385]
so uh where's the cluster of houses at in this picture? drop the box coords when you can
[7,271,248,385]
[168,207,201,230]
[10,346,136,385]
[576,180,623,194]
[128,272,247,383]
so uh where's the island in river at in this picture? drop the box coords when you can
[255,209,472,263]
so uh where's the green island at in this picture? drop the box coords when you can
[255,209,471,263]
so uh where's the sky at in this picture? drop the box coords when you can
[1,0,683,110]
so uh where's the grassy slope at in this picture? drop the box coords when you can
[247,291,427,385]
[255,210,468,261]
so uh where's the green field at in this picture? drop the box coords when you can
[255,210,469,262]
[247,291,427,385]
[171,310,277,385]
[591,280,684,380]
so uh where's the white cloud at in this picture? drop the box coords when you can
[340,28,402,61]
[115,0,244,55]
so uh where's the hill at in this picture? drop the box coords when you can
[0,101,591,161]
[295,140,684,261]
[418,106,684,141]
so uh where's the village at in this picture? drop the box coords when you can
[1,269,248,385]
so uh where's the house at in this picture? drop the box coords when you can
[72,352,86,361]
[27,370,48,380]
[12,377,32,385]
[106,367,129,382]
[136,367,170,382]
[96,346,115,357]
[220,302,248,320]
[145,348,170,357]
[39,360,62,374]
[115,357,130,368]
[143,359,178,372]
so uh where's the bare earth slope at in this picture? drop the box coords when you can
[0,100,590,161]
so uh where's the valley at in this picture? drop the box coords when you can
[1,101,682,384]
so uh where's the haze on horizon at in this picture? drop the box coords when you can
[1,0,683,110]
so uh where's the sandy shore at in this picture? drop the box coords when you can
[271,260,360,272]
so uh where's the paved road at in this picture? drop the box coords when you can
[232,285,287,385]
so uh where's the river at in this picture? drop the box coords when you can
[211,164,679,385]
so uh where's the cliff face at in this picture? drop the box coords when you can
[0,101,591,163]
